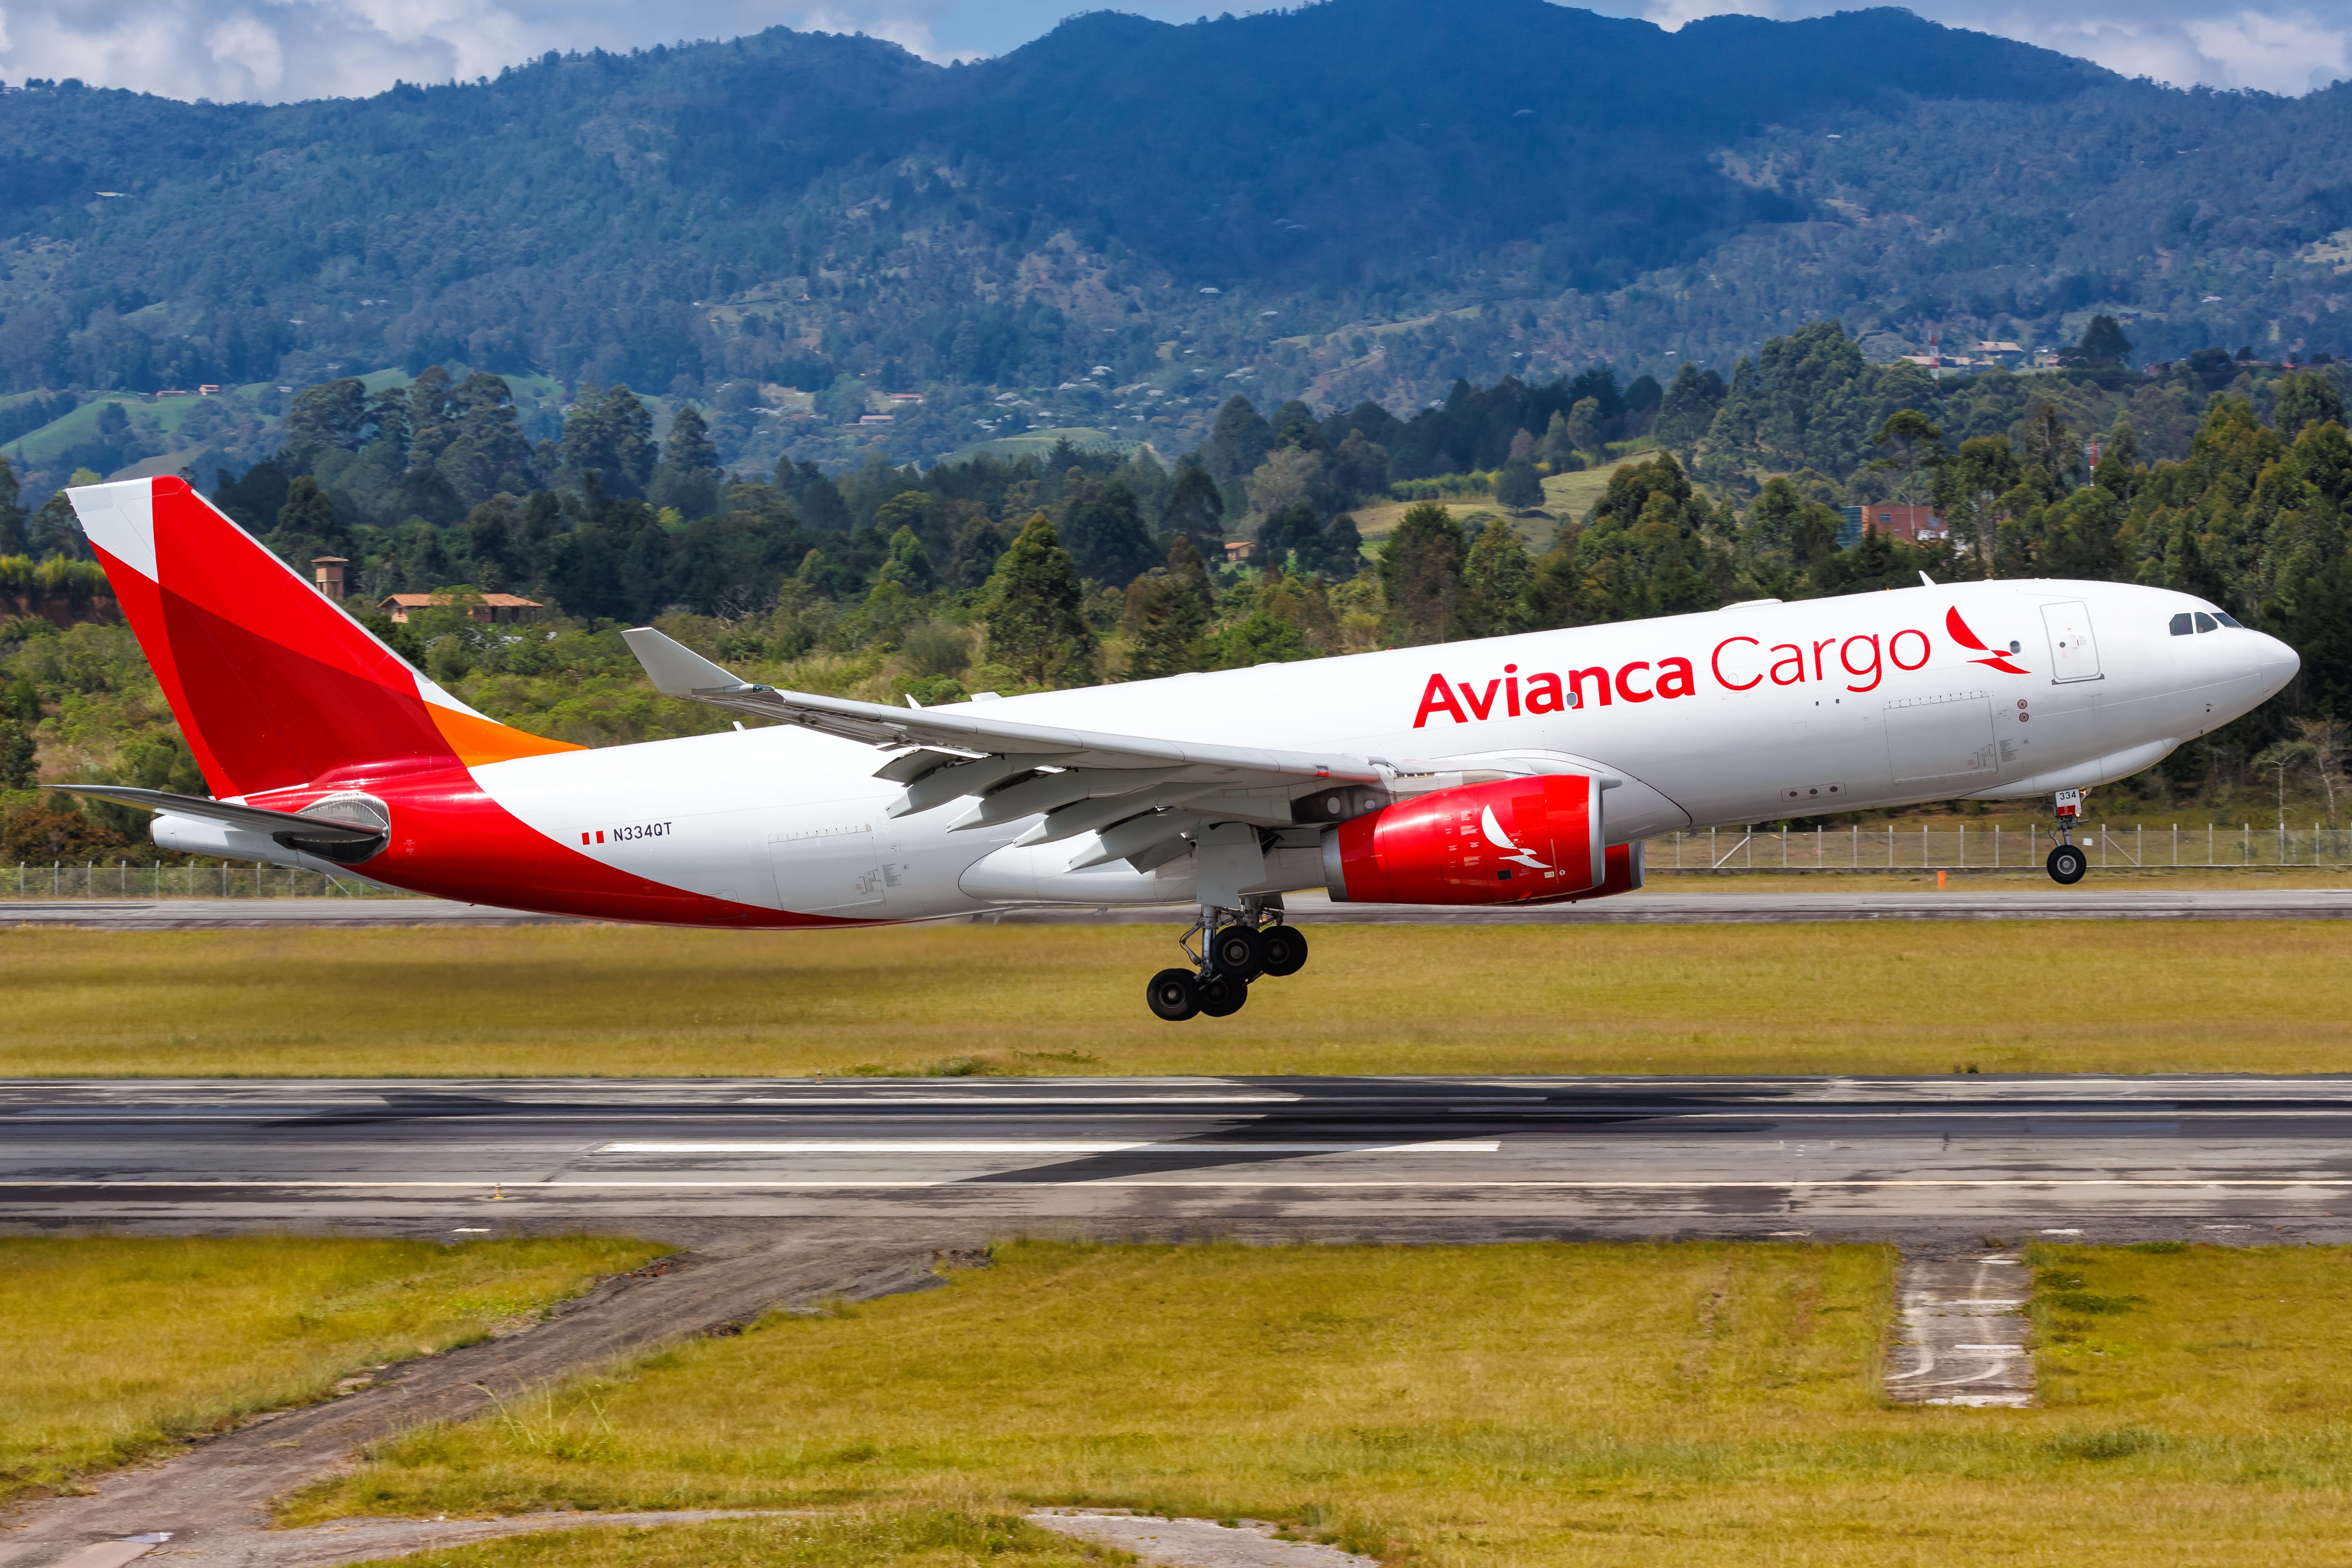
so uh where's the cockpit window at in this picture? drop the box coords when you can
[2214,611,2243,628]
[2169,613,2193,636]
[2194,612,2218,633]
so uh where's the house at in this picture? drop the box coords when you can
[377,592,545,625]
[1836,505,1947,547]
[1223,540,1254,564]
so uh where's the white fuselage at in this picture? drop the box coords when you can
[450,579,2296,920]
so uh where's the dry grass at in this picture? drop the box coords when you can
[350,1510,1124,1568]
[0,1235,665,1502]
[7,920,2352,1078]
[301,1241,2352,1567]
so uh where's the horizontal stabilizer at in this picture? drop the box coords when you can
[56,785,386,842]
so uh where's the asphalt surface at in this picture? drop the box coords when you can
[6,1076,2350,1246]
[7,887,2352,928]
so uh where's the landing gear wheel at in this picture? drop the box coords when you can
[2046,844,2088,885]
[1209,924,1265,980]
[1146,968,1201,1021]
[1257,924,1309,978]
[1197,972,1250,1017]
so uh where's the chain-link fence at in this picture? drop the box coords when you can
[1646,823,2352,872]
[4,862,398,898]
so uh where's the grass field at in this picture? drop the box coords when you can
[0,1235,664,1503]
[301,1241,2352,1568]
[355,1512,1119,1568]
[8,920,2352,1078]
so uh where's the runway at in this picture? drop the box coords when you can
[6,1076,2350,1245]
[7,886,2352,928]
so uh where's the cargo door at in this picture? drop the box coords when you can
[1884,691,1999,785]
[2041,601,2103,683]
[769,817,887,915]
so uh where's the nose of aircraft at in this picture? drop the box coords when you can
[2256,630,2301,694]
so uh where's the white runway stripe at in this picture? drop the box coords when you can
[591,1139,1504,1154]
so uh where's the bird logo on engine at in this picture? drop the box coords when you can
[1480,806,1553,872]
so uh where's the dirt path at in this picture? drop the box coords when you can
[0,1234,968,1568]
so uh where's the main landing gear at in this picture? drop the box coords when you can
[1145,898,1311,1021]
[2045,787,2087,886]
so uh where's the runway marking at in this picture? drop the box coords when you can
[591,1140,1504,1154]
[3,1177,2348,1191]
[734,1096,1310,1105]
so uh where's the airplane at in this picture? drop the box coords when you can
[62,476,2297,1020]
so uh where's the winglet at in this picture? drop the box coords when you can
[1920,571,1936,588]
[621,627,759,697]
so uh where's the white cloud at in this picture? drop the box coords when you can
[1622,0,2351,94]
[1,0,2346,102]
[0,0,972,102]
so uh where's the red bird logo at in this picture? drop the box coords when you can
[1946,607,2031,674]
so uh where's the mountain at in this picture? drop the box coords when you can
[0,0,2347,476]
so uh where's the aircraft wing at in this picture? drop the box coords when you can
[622,626,1385,850]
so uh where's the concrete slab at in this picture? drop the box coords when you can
[1030,1511,1379,1567]
[1885,1252,2034,1408]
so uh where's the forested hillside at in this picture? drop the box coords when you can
[2,0,2352,503]
[6,316,2351,867]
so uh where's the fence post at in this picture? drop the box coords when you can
[1994,824,2000,868]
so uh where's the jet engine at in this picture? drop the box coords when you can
[1320,772,1642,905]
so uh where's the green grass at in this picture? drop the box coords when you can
[9,921,2352,1078]
[351,1510,1123,1568]
[298,1241,2352,1566]
[0,1235,666,1502]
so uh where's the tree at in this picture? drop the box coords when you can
[1381,501,1467,645]
[1936,436,2022,573]
[1456,516,1533,638]
[1537,411,1581,470]
[1162,463,1225,554]
[1330,428,1389,496]
[27,488,84,559]
[1123,535,1216,680]
[1256,501,1322,571]
[1317,513,1364,578]
[283,377,367,465]
[562,384,657,498]
[0,457,25,555]
[947,514,1010,591]
[2074,314,2134,367]
[1870,409,1944,503]
[2021,402,2078,492]
[2276,370,2346,437]
[984,515,1097,688]
[1494,457,1544,510]
[1206,396,1273,481]
[1564,396,1604,457]
[1059,478,1158,586]
[0,721,33,790]
[1247,446,1328,519]
[650,403,722,517]
[1654,363,1726,456]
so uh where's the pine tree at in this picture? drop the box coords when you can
[1494,457,1544,510]
[1456,517,1533,638]
[650,403,723,517]
[1123,535,1216,680]
[1380,502,1467,645]
[0,457,25,555]
[984,514,1097,688]
[1162,463,1225,553]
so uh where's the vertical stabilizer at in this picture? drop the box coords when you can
[68,476,577,799]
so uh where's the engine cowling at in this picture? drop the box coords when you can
[1321,773,1641,906]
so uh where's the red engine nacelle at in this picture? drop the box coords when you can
[1320,773,1643,905]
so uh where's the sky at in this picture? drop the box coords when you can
[0,0,2342,105]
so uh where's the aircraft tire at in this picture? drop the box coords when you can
[1257,925,1309,977]
[2046,844,2088,885]
[1198,972,1250,1017]
[1146,968,1202,1022]
[1209,924,1266,979]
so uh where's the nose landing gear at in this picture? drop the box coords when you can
[1143,897,1310,1020]
[2045,788,2087,885]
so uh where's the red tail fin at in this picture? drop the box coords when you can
[67,476,577,800]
